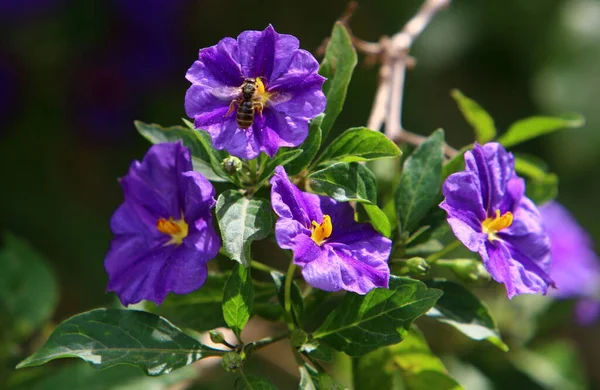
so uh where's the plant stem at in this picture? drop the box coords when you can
[425,240,462,264]
[284,260,298,330]
[250,260,278,274]
[246,333,289,353]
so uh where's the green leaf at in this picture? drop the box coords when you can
[223,264,254,338]
[316,127,401,165]
[11,362,197,390]
[451,90,496,143]
[425,281,508,351]
[355,326,463,390]
[16,309,223,375]
[151,273,276,332]
[497,113,585,148]
[313,276,442,356]
[135,120,229,182]
[309,162,377,204]
[216,191,273,267]
[286,114,324,176]
[0,233,58,342]
[319,22,358,140]
[234,375,278,390]
[271,271,304,326]
[257,149,304,186]
[300,364,346,390]
[509,341,588,390]
[514,155,558,205]
[441,145,471,181]
[357,203,393,238]
[395,129,445,233]
[299,341,333,363]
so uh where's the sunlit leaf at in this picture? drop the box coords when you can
[16,309,223,375]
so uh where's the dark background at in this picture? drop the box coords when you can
[1,0,599,388]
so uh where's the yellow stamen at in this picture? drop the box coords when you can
[157,215,189,246]
[482,210,513,241]
[310,215,332,245]
[256,78,266,95]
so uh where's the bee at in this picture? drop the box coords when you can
[225,77,267,129]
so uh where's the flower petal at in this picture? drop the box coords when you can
[120,142,191,218]
[187,37,242,87]
[465,143,515,215]
[481,239,551,299]
[203,114,260,159]
[255,109,309,157]
[441,171,486,229]
[575,299,600,325]
[301,245,389,294]
[274,218,321,265]
[540,201,600,299]
[237,25,300,81]
[179,171,216,222]
[499,197,553,290]
[270,166,322,226]
[184,84,237,123]
[106,241,211,306]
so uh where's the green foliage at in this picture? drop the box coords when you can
[357,203,393,238]
[498,113,585,148]
[16,309,224,375]
[425,281,508,351]
[354,327,463,390]
[313,277,442,356]
[271,271,304,327]
[309,162,377,203]
[0,233,58,343]
[257,149,304,186]
[451,89,496,143]
[514,154,558,204]
[152,272,276,332]
[300,364,346,390]
[223,264,254,339]
[319,22,358,140]
[316,127,401,165]
[135,120,229,182]
[10,363,197,390]
[234,375,278,390]
[285,114,324,176]
[395,130,445,234]
[216,191,273,267]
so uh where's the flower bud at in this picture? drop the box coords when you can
[209,329,226,345]
[221,352,243,372]
[406,257,429,275]
[449,259,491,282]
[221,156,242,175]
[290,329,309,348]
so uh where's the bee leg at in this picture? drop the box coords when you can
[224,100,237,117]
[253,101,264,116]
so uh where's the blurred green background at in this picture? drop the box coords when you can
[1,0,599,388]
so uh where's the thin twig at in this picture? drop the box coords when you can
[334,0,458,157]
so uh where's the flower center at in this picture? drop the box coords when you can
[251,77,273,106]
[157,215,189,246]
[310,215,332,245]
[482,210,513,241]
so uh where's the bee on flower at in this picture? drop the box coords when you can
[185,25,327,160]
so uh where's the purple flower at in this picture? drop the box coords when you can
[185,25,326,160]
[540,201,600,324]
[105,142,220,306]
[440,143,553,298]
[270,166,391,294]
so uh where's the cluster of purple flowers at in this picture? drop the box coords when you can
[105,26,388,305]
[103,25,600,327]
